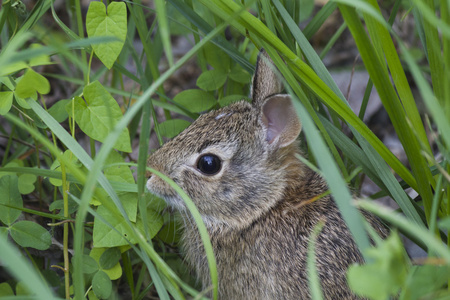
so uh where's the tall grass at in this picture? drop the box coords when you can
[0,0,449,299]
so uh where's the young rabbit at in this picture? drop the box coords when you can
[147,49,387,299]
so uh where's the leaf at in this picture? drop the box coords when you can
[92,270,112,299]
[438,216,450,230]
[203,43,231,71]
[80,254,99,274]
[28,44,52,67]
[86,1,127,69]
[93,206,163,248]
[0,175,23,226]
[15,282,31,295]
[88,290,100,300]
[18,173,37,195]
[0,227,8,241]
[10,220,52,250]
[47,99,70,123]
[197,69,228,91]
[159,119,191,138]
[99,247,121,270]
[157,217,182,245]
[102,150,137,221]
[298,0,315,22]
[347,231,409,300]
[49,198,79,216]
[15,69,50,98]
[0,282,14,297]
[218,94,248,107]
[68,81,131,152]
[0,61,28,77]
[228,64,251,83]
[0,91,14,115]
[90,248,122,280]
[14,93,33,109]
[49,150,81,186]
[401,265,450,300]
[173,89,216,113]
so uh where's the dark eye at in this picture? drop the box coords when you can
[197,154,222,175]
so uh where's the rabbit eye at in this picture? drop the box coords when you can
[197,154,222,175]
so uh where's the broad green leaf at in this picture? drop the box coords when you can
[47,99,70,123]
[92,270,112,299]
[86,1,127,69]
[14,93,33,109]
[18,173,37,195]
[69,81,131,152]
[157,218,182,245]
[228,64,252,83]
[0,175,23,226]
[49,150,81,186]
[0,227,7,241]
[49,198,79,216]
[28,44,52,67]
[173,89,216,113]
[0,282,14,297]
[0,91,14,115]
[0,76,15,90]
[218,94,248,107]
[0,61,28,77]
[203,43,231,71]
[347,232,409,300]
[15,68,50,98]
[197,69,228,91]
[41,269,60,288]
[401,265,450,300]
[10,220,52,250]
[80,254,99,274]
[24,108,47,129]
[99,247,121,270]
[93,206,163,248]
[159,119,191,138]
[88,290,100,300]
[103,150,135,184]
[102,150,137,221]
[15,282,31,295]
[90,248,122,280]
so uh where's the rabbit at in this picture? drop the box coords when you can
[146,49,388,299]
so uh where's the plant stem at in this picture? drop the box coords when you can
[60,162,70,299]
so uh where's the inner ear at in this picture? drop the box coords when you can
[261,95,302,148]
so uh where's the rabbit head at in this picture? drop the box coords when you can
[147,50,302,228]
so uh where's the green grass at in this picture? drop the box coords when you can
[0,0,449,299]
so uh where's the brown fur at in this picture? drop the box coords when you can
[147,50,387,299]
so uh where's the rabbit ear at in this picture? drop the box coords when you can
[252,49,283,107]
[260,94,301,148]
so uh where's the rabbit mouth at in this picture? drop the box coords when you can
[151,191,186,212]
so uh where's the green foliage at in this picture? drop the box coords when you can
[92,270,112,299]
[9,220,52,250]
[86,1,127,69]
[0,175,23,226]
[173,89,216,113]
[67,81,132,152]
[159,119,191,138]
[348,232,409,299]
[0,0,450,299]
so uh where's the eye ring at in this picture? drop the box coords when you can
[196,154,222,175]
